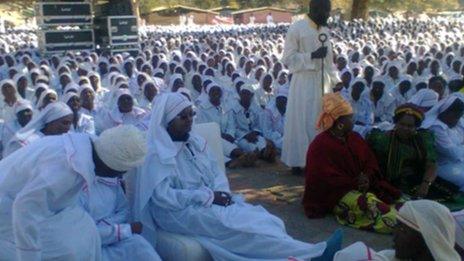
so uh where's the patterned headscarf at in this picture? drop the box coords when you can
[316,93,353,131]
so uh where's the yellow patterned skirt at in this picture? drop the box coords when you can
[333,191,399,234]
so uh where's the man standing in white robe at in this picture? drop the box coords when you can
[281,0,340,175]
[0,126,148,261]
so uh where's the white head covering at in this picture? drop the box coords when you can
[0,79,19,101]
[397,200,460,261]
[422,93,464,128]
[64,82,79,94]
[61,91,79,104]
[409,89,439,108]
[15,101,72,140]
[168,73,184,91]
[94,125,147,172]
[177,87,192,100]
[36,89,57,110]
[78,84,95,97]
[14,100,33,115]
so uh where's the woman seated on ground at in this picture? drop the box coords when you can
[334,200,460,261]
[96,89,147,134]
[131,92,342,261]
[61,92,95,135]
[4,102,73,157]
[422,93,464,191]
[303,93,401,234]
[367,104,456,200]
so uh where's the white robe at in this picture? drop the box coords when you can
[196,100,238,158]
[231,101,267,152]
[135,134,327,261]
[96,107,147,134]
[3,130,43,157]
[70,112,96,136]
[428,119,464,191]
[281,16,340,167]
[80,177,161,261]
[0,133,101,261]
[1,120,20,153]
[260,102,285,149]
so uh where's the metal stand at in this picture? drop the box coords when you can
[318,33,328,94]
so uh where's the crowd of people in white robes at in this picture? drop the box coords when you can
[0,12,463,260]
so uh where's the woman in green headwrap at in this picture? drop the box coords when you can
[367,103,457,200]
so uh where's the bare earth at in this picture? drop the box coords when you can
[227,160,392,251]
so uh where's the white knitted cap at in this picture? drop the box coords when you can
[94,125,147,172]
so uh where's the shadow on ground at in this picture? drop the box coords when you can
[227,160,392,251]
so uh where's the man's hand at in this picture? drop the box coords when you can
[222,133,235,143]
[213,191,233,206]
[311,46,328,59]
[416,182,430,199]
[131,222,143,234]
[244,132,258,143]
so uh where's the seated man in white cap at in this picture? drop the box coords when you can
[0,125,152,261]
[131,93,342,261]
[334,200,460,261]
[79,127,161,261]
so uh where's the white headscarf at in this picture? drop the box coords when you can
[397,200,460,261]
[36,89,57,110]
[408,88,439,108]
[14,101,72,141]
[61,91,79,104]
[14,100,33,115]
[422,93,464,128]
[168,73,184,91]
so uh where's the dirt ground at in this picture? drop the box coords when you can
[227,160,392,251]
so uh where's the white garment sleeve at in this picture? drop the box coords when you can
[96,222,132,246]
[325,42,341,85]
[83,118,96,136]
[259,109,282,144]
[102,186,130,224]
[12,165,82,261]
[430,125,464,162]
[224,110,236,138]
[151,176,214,211]
[282,25,315,73]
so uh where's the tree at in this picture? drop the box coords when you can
[351,0,368,19]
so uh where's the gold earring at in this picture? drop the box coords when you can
[337,123,344,130]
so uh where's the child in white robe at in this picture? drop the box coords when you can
[80,176,161,261]
[231,83,276,161]
[260,86,287,150]
[96,89,147,134]
[370,79,396,123]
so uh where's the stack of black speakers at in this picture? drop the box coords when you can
[35,0,94,55]
[35,0,140,56]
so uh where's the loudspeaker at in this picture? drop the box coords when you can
[35,2,92,26]
[38,29,94,54]
[94,16,138,47]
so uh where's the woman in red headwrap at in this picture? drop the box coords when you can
[303,93,401,234]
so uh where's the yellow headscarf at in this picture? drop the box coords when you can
[316,93,353,131]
